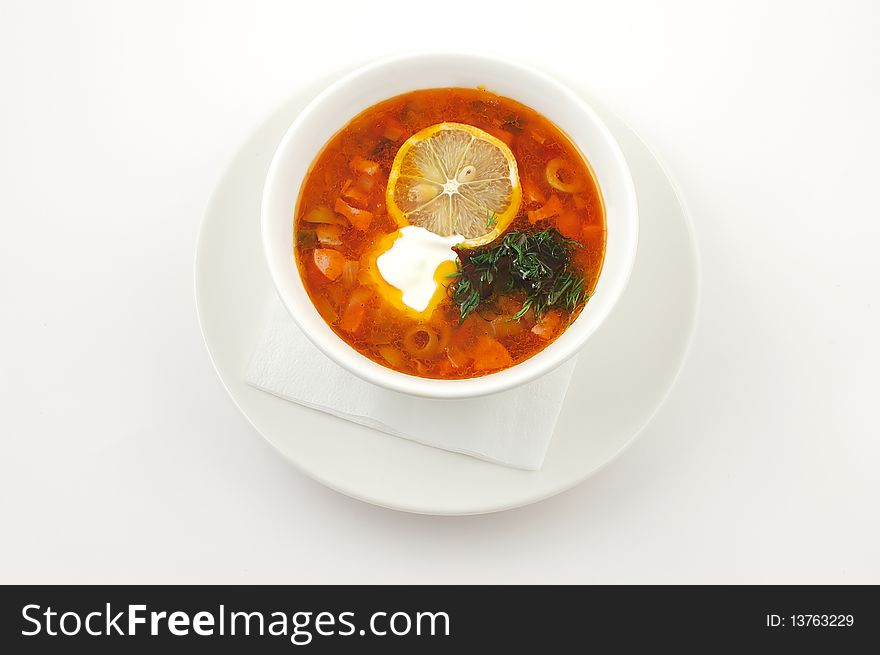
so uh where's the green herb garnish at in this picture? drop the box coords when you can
[450,228,589,322]
[485,210,498,229]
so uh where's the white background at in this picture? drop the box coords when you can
[2,0,878,583]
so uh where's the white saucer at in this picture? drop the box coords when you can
[194,91,700,515]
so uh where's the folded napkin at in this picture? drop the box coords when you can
[244,296,577,469]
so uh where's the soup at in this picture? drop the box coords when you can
[294,87,606,379]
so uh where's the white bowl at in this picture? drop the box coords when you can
[262,53,638,399]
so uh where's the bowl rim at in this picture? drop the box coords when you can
[261,51,638,399]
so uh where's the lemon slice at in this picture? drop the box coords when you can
[386,122,521,247]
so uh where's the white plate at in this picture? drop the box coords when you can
[194,86,700,515]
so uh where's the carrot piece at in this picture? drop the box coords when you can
[335,197,373,231]
[556,211,582,240]
[582,224,606,239]
[312,248,345,281]
[339,286,372,333]
[472,335,514,371]
[527,194,563,223]
[531,310,563,340]
[341,179,371,207]
[382,117,405,142]
[522,177,546,207]
[350,155,379,176]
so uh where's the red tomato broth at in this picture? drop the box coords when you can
[294,88,606,379]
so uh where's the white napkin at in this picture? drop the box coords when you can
[244,296,577,470]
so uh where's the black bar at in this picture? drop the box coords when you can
[1,586,875,651]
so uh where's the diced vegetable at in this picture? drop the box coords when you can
[382,117,405,142]
[297,229,318,249]
[323,281,347,305]
[555,211,582,240]
[367,326,393,345]
[531,309,562,340]
[378,345,405,368]
[315,224,342,246]
[341,179,370,207]
[350,155,379,176]
[302,205,345,225]
[313,248,345,281]
[400,98,427,125]
[472,315,494,337]
[522,177,546,207]
[354,174,375,191]
[335,197,373,231]
[314,297,338,323]
[339,286,372,333]
[546,158,584,193]
[341,260,359,288]
[472,335,514,371]
[527,195,564,223]
[495,294,525,315]
[491,316,524,338]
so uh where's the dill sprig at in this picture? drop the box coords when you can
[450,228,589,323]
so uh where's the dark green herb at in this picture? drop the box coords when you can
[485,210,498,229]
[450,228,589,323]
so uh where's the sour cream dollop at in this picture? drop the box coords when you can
[375,226,464,312]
